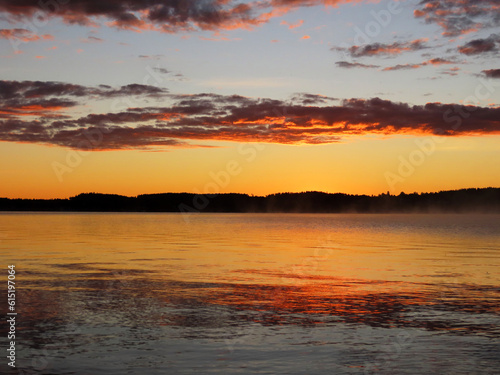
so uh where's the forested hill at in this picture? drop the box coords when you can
[1,188,499,213]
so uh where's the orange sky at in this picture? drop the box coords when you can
[1,134,499,199]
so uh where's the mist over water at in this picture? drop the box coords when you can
[0,213,499,374]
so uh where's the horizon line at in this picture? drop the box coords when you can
[2,186,499,201]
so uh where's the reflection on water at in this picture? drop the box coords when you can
[0,213,499,374]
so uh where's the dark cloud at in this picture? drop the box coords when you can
[0,80,168,101]
[0,0,498,37]
[0,0,266,33]
[104,83,167,97]
[336,61,379,69]
[153,67,170,74]
[482,69,500,78]
[0,80,169,121]
[289,93,337,105]
[414,0,500,37]
[80,35,104,43]
[0,0,447,35]
[1,0,497,37]
[1,80,89,99]
[2,84,499,150]
[333,39,429,58]
[457,34,500,55]
[382,58,456,71]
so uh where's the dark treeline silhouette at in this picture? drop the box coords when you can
[1,188,499,213]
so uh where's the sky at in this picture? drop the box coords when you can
[0,0,499,199]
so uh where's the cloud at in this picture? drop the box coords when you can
[2,83,499,150]
[482,69,500,78]
[80,36,104,43]
[280,19,304,29]
[0,81,168,101]
[138,54,164,60]
[0,28,53,42]
[1,0,494,37]
[104,83,169,97]
[414,0,500,37]
[457,34,500,55]
[0,0,496,37]
[0,99,77,119]
[149,67,187,81]
[336,61,379,69]
[382,58,456,71]
[0,0,260,32]
[153,67,170,74]
[425,58,454,66]
[333,39,429,58]
[173,73,187,81]
[289,93,337,105]
[441,67,461,76]
[383,64,422,71]
[0,0,371,34]
[0,80,169,120]
[301,35,310,40]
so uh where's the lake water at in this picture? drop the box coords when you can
[0,213,499,374]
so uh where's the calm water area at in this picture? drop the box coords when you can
[0,213,499,374]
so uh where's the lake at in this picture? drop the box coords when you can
[0,213,499,374]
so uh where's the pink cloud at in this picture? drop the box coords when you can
[280,19,304,29]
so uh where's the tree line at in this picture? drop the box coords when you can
[1,188,499,213]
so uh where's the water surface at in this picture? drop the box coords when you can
[0,213,499,374]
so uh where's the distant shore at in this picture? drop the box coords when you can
[1,188,499,213]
